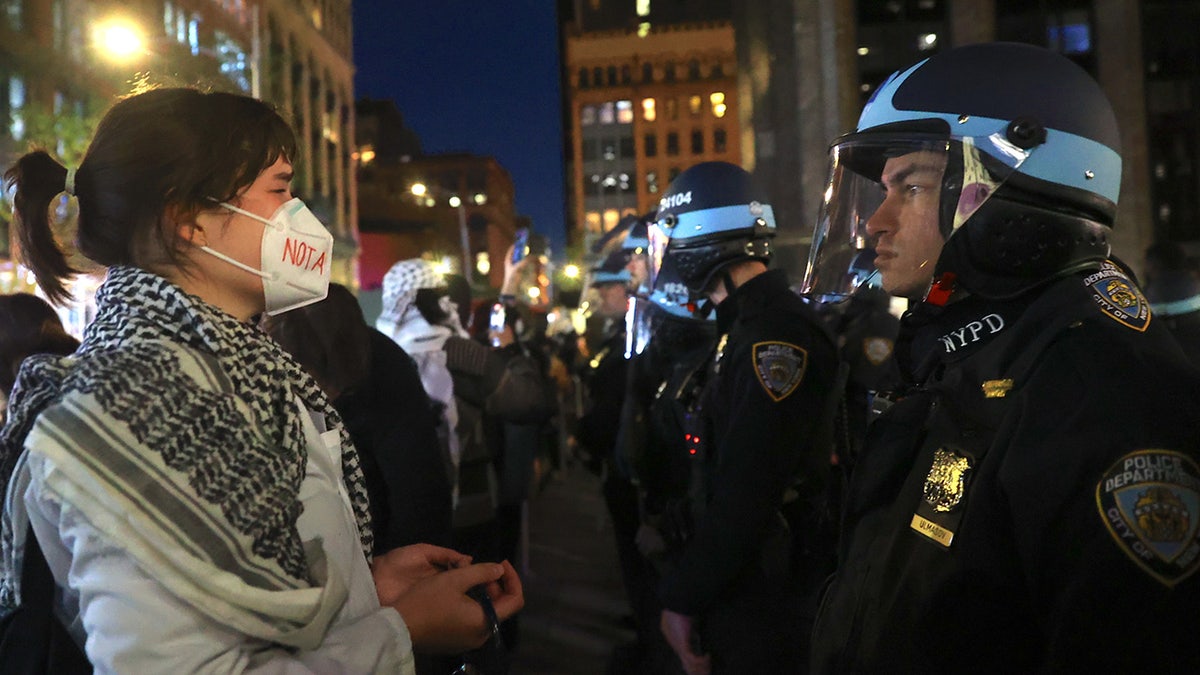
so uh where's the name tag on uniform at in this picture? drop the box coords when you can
[911,446,975,548]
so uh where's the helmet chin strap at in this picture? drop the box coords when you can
[722,269,737,298]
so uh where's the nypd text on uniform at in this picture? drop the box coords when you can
[938,313,1005,352]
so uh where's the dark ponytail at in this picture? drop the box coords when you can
[4,87,297,307]
[3,151,77,304]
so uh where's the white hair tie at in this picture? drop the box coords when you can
[64,167,76,196]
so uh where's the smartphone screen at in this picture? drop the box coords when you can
[511,228,530,264]
[489,303,507,347]
[489,303,507,332]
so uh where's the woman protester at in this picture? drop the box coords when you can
[0,87,521,673]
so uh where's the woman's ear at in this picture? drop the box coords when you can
[177,222,207,247]
[165,204,207,247]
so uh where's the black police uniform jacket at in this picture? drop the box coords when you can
[659,268,840,616]
[576,324,628,471]
[811,262,1200,673]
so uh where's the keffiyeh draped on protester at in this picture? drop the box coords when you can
[0,266,373,645]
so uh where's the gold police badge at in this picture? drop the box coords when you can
[911,447,975,548]
[924,448,972,513]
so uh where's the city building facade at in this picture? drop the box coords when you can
[561,1,739,249]
[355,149,520,293]
[0,0,357,326]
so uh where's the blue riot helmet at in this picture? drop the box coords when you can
[802,42,1120,303]
[589,249,633,286]
[623,214,650,254]
[582,226,634,353]
[648,161,776,299]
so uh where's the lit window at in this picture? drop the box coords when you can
[689,95,702,116]
[586,212,602,233]
[8,76,25,140]
[617,99,633,124]
[918,33,937,51]
[603,209,621,231]
[1047,22,1092,54]
[581,105,596,126]
[4,0,22,31]
[188,15,199,55]
[599,102,615,124]
[710,92,726,118]
[857,46,870,56]
[311,7,322,29]
[637,22,650,38]
[647,171,659,194]
[642,97,656,122]
[636,0,650,16]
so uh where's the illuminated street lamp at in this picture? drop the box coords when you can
[94,17,147,63]
[563,264,580,279]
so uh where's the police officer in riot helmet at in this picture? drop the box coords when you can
[804,42,1200,672]
[613,222,721,674]
[649,161,840,674]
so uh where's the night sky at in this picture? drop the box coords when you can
[351,1,567,257]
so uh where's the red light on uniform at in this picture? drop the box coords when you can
[689,448,697,455]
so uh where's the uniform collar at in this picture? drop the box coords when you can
[714,267,790,331]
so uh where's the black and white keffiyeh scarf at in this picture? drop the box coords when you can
[0,266,373,638]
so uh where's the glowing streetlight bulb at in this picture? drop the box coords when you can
[527,286,542,300]
[563,264,580,279]
[448,195,462,208]
[411,182,427,197]
[96,19,146,62]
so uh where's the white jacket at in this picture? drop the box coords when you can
[10,398,414,674]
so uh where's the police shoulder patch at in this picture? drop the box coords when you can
[1096,449,1200,587]
[1084,260,1151,332]
[752,341,807,402]
[863,336,894,366]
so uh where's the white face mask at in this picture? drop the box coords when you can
[200,197,334,316]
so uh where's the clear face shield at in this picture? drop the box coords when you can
[646,220,670,295]
[801,130,1037,303]
[628,228,710,358]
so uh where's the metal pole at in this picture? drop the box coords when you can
[457,203,473,284]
